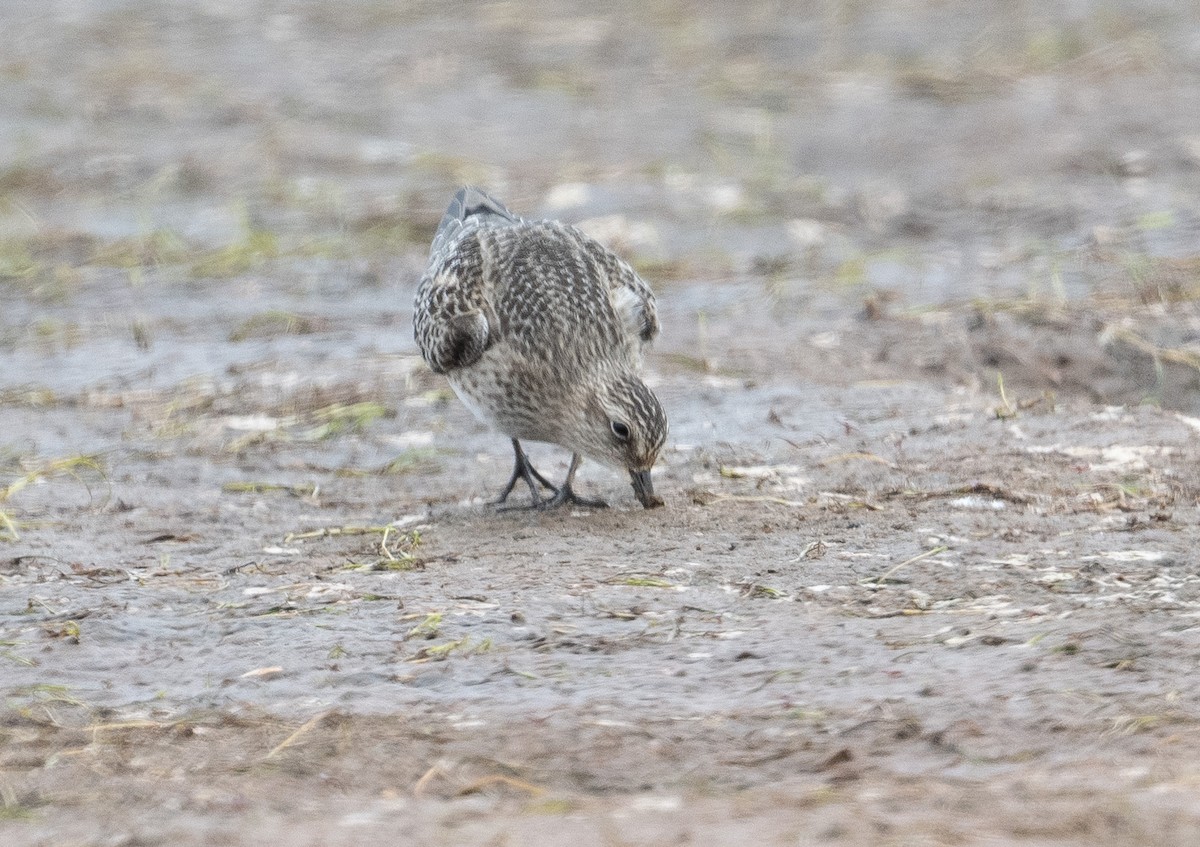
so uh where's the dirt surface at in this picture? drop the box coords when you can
[4,2,1200,844]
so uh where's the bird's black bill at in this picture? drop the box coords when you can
[630,469,664,509]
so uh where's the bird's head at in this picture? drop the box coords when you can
[575,373,667,508]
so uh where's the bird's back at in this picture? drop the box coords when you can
[483,222,641,369]
[416,188,658,379]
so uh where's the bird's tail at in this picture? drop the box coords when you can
[430,186,519,256]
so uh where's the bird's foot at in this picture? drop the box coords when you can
[497,485,607,511]
[493,478,557,510]
[493,446,606,511]
[535,485,608,511]
[495,487,557,512]
[493,440,557,507]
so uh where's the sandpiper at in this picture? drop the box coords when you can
[413,187,667,509]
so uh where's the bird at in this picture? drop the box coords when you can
[413,186,667,510]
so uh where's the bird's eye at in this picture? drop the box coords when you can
[610,420,631,440]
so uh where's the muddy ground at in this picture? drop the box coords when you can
[3,2,1200,844]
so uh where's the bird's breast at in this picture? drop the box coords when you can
[447,351,575,444]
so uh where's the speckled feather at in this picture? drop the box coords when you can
[413,187,667,487]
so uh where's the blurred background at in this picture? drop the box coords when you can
[3,0,1200,403]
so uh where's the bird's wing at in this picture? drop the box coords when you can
[581,237,659,347]
[415,188,521,374]
[414,228,497,375]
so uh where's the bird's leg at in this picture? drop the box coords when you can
[494,438,557,507]
[539,453,608,510]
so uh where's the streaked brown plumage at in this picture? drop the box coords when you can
[413,187,667,509]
